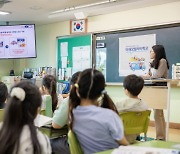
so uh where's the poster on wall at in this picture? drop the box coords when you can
[96,48,106,80]
[60,42,68,57]
[119,34,156,76]
[72,45,91,74]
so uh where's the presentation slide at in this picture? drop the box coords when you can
[0,24,36,59]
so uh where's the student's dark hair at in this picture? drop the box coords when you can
[0,81,42,154]
[0,82,8,103]
[42,75,58,112]
[123,74,144,96]
[151,45,169,69]
[70,71,81,85]
[69,68,118,129]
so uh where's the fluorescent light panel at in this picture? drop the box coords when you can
[0,11,10,15]
[49,0,116,18]
[74,12,87,19]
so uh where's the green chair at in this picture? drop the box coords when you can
[41,95,53,117]
[40,109,45,116]
[119,110,151,141]
[68,130,83,154]
[0,109,4,122]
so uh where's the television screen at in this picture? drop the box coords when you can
[0,24,36,59]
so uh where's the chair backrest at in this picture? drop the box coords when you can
[68,130,83,154]
[43,95,53,117]
[119,110,151,135]
[40,109,45,116]
[0,109,4,122]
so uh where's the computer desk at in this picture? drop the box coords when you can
[96,140,180,154]
[139,79,180,141]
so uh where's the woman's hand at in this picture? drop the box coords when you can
[141,74,151,80]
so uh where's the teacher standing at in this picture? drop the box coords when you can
[148,45,169,140]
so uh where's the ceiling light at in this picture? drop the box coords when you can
[48,0,116,18]
[0,11,10,15]
[74,12,88,19]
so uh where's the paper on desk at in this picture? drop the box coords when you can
[34,114,52,127]
[112,146,180,154]
[173,144,180,149]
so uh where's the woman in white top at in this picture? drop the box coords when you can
[148,45,169,140]
[0,81,51,154]
[69,69,128,153]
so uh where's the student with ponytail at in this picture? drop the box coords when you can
[0,81,51,154]
[69,68,128,154]
[40,75,61,112]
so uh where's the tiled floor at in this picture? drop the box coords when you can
[145,126,180,142]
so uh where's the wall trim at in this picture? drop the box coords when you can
[149,121,180,129]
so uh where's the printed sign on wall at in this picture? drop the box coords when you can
[119,34,156,76]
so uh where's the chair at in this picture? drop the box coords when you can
[0,109,4,122]
[119,110,151,141]
[68,130,83,154]
[40,109,45,116]
[40,95,53,117]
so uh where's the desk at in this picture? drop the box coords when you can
[39,125,68,138]
[96,140,180,154]
[139,79,180,141]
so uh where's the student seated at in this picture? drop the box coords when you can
[50,71,81,154]
[115,74,148,143]
[52,71,81,129]
[0,81,51,154]
[69,68,129,154]
[40,75,63,112]
[0,82,8,109]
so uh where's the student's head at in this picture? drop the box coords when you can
[123,74,144,97]
[0,82,8,103]
[0,81,42,154]
[42,75,57,112]
[70,71,81,86]
[69,68,118,129]
[71,68,105,102]
[150,45,169,69]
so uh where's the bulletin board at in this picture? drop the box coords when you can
[95,23,180,83]
[57,34,92,80]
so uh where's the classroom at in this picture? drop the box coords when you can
[0,0,180,153]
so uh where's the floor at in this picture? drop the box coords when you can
[145,126,180,142]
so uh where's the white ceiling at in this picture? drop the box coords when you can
[0,0,179,25]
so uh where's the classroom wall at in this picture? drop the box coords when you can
[0,60,14,79]
[15,1,180,72]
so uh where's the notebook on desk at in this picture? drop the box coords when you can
[112,146,180,154]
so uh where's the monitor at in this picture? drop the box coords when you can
[0,24,36,59]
